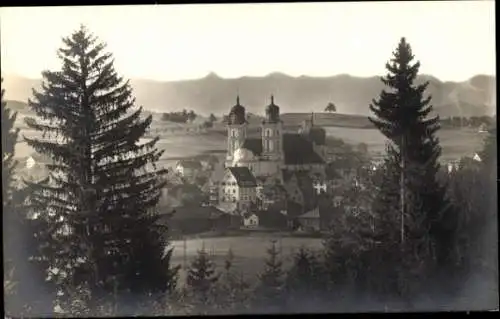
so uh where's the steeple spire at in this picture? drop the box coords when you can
[236,95,240,106]
[270,94,274,105]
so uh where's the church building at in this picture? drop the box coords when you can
[214,95,330,212]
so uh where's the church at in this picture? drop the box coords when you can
[212,95,331,213]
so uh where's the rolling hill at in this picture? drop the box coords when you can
[2,73,496,118]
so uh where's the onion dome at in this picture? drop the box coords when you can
[228,95,246,125]
[264,95,280,123]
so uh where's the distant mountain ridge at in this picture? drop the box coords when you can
[2,73,496,118]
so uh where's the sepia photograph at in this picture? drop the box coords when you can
[1,1,497,316]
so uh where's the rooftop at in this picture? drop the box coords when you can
[228,166,258,187]
[239,133,324,165]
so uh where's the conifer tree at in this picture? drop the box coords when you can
[284,247,324,309]
[186,247,219,307]
[254,240,285,312]
[479,125,497,174]
[2,80,56,317]
[22,25,177,313]
[212,248,251,313]
[2,78,20,201]
[368,37,453,273]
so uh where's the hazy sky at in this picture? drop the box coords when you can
[0,2,495,82]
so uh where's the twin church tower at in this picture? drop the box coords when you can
[225,95,283,168]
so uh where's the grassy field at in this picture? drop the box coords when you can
[170,235,324,284]
[324,126,485,159]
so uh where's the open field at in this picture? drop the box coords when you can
[170,235,324,284]
[14,125,485,165]
[324,126,486,159]
[280,112,373,128]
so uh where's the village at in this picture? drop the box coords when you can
[16,95,487,242]
[147,96,467,239]
[16,94,487,240]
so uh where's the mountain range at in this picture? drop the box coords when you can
[2,72,496,118]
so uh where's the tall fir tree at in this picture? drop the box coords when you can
[2,79,56,316]
[2,77,18,286]
[368,37,454,274]
[212,248,252,313]
[254,240,285,312]
[1,77,20,201]
[284,247,324,311]
[186,247,219,311]
[23,25,178,314]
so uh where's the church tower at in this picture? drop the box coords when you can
[226,96,247,167]
[261,95,283,162]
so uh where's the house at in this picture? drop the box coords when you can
[242,209,288,230]
[296,206,321,232]
[243,213,259,228]
[258,183,287,210]
[175,160,203,178]
[219,166,257,210]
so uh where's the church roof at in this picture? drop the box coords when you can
[240,134,324,165]
[283,134,325,165]
[241,138,263,155]
[228,167,257,187]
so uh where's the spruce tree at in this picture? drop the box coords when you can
[254,240,285,312]
[2,77,18,288]
[23,25,177,314]
[187,248,219,302]
[368,37,453,274]
[284,247,324,310]
[2,80,56,317]
[1,78,20,200]
[212,248,252,313]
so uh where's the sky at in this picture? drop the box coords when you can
[0,1,496,82]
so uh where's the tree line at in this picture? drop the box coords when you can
[441,115,495,129]
[2,27,497,316]
[161,109,198,123]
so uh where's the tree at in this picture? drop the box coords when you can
[284,247,324,311]
[368,38,455,295]
[2,79,57,317]
[254,240,285,312]
[23,25,178,314]
[187,110,197,122]
[324,102,337,113]
[2,78,20,200]
[211,248,252,313]
[478,125,496,172]
[209,113,217,123]
[186,247,219,309]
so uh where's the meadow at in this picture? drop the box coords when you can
[323,126,485,160]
